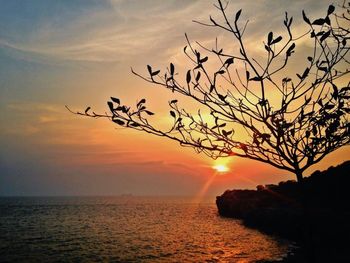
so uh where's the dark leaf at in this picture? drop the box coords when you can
[268,32,273,45]
[113,119,125,125]
[324,104,335,110]
[246,71,250,80]
[218,94,227,102]
[200,56,208,63]
[286,43,295,57]
[271,36,282,45]
[332,84,338,99]
[320,30,330,42]
[129,122,140,127]
[196,71,201,82]
[186,70,191,84]
[224,57,234,67]
[107,101,114,112]
[85,107,91,114]
[151,70,160,76]
[340,87,350,93]
[327,4,335,15]
[144,110,154,115]
[312,18,325,25]
[250,76,262,81]
[195,51,200,62]
[170,110,176,118]
[170,63,175,75]
[121,106,129,113]
[194,64,201,70]
[302,10,311,25]
[147,65,152,75]
[312,125,318,136]
[111,97,120,104]
[222,130,232,137]
[307,56,313,62]
[137,99,146,108]
[218,123,226,128]
[284,15,288,27]
[282,77,292,83]
[235,9,242,22]
[170,99,178,104]
[217,70,225,75]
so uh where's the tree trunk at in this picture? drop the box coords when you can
[295,170,303,183]
[295,170,317,262]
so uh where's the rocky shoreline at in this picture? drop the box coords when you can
[216,161,350,262]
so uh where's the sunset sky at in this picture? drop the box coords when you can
[1,0,349,196]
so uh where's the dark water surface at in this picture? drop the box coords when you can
[0,196,293,262]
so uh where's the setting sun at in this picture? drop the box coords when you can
[213,164,229,173]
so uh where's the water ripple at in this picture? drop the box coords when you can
[0,197,292,262]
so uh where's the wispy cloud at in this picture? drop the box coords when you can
[1,0,331,65]
[0,0,210,63]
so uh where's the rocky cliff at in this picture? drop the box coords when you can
[216,161,350,262]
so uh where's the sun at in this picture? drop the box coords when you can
[213,164,229,173]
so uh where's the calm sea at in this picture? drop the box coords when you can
[0,196,293,262]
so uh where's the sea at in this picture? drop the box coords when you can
[0,196,294,262]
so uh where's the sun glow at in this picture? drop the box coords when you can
[213,164,229,173]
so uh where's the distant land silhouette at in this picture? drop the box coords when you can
[217,161,350,262]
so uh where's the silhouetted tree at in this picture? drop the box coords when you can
[69,0,350,183]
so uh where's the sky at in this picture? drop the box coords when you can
[0,0,349,196]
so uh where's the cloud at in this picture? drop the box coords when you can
[1,102,95,143]
[0,0,208,63]
[7,102,63,113]
[0,0,333,66]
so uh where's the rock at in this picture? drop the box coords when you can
[216,161,350,262]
